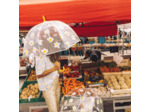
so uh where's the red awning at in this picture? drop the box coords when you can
[19,0,131,27]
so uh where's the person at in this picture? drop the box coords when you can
[19,35,23,48]
[84,49,101,62]
[34,53,61,112]
[85,37,89,44]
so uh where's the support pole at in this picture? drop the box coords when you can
[116,23,119,55]
[122,24,125,56]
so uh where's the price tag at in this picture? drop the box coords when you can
[110,89,114,93]
[113,54,123,65]
[28,95,32,101]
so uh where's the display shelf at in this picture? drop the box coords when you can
[113,99,131,112]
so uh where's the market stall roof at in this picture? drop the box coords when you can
[19,0,131,27]
[19,21,131,37]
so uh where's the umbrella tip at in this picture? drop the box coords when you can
[42,16,46,22]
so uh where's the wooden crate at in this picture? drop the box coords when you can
[103,72,123,79]
[122,71,131,77]
[118,59,131,67]
[125,108,131,112]
[110,89,131,97]
[80,62,99,70]
[103,71,131,97]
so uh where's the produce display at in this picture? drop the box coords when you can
[121,66,131,71]
[84,71,102,82]
[67,88,97,97]
[69,65,79,71]
[98,87,110,97]
[86,80,104,85]
[62,79,85,95]
[64,71,80,78]
[63,67,71,75]
[20,83,39,99]
[84,71,100,76]
[59,66,65,73]
[27,70,37,81]
[105,75,131,90]
[59,65,79,74]
[100,66,121,72]
[67,87,108,98]
[20,58,28,66]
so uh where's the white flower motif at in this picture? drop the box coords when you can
[97,100,99,104]
[47,36,54,43]
[72,106,76,110]
[43,82,47,85]
[89,106,93,109]
[41,48,48,54]
[80,96,84,101]
[54,42,60,48]
[30,33,35,37]
[64,101,67,105]
[66,42,70,47]
[24,50,28,55]
[37,40,43,46]
[44,29,50,34]
[33,47,37,53]
[29,40,34,46]
[81,109,85,112]
[71,35,76,40]
[65,31,70,35]
[69,99,73,103]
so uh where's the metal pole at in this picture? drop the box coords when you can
[122,24,125,56]
[117,23,119,55]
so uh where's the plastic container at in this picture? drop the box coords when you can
[98,37,106,44]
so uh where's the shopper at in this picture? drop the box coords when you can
[84,49,101,62]
[85,37,89,44]
[35,53,61,112]
[19,35,23,47]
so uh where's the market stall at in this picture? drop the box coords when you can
[19,0,131,112]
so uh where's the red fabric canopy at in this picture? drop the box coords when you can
[72,24,117,37]
[19,0,131,27]
[19,20,131,37]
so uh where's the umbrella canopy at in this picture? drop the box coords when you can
[23,21,80,57]
[61,88,103,112]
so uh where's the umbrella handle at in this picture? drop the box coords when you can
[42,16,46,22]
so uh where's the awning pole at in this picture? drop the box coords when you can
[122,24,125,56]
[116,23,119,55]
